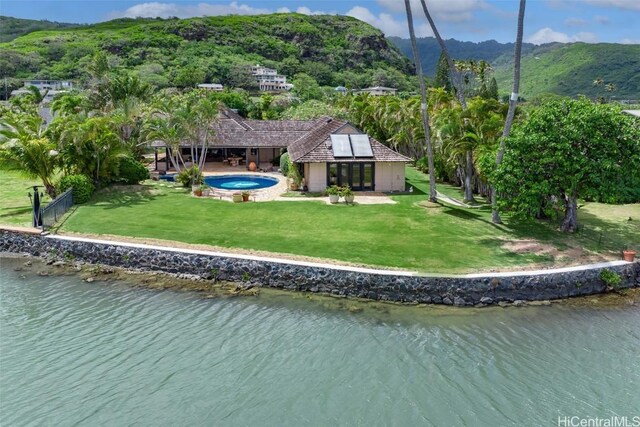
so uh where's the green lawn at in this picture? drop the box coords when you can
[50,167,638,273]
[0,169,51,227]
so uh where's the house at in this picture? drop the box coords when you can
[197,83,224,91]
[250,64,293,92]
[355,86,397,96]
[10,80,73,104]
[151,108,409,192]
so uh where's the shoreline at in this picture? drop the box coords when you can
[1,229,638,307]
[3,252,639,311]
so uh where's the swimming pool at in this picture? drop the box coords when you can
[204,175,279,190]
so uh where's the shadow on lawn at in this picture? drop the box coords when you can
[574,210,639,252]
[0,206,31,218]
[89,185,170,210]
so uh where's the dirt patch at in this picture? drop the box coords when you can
[501,239,614,266]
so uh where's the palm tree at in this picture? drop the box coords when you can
[492,0,526,224]
[404,0,437,202]
[418,0,480,201]
[419,0,466,108]
[0,110,58,197]
[58,116,125,185]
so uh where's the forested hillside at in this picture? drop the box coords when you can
[391,35,639,99]
[0,14,415,91]
[388,36,536,76]
[492,42,640,99]
[0,16,80,42]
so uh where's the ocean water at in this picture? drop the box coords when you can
[1,257,638,426]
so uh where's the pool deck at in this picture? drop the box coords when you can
[155,167,396,204]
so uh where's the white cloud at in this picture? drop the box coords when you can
[107,2,334,20]
[565,17,587,26]
[377,0,485,22]
[584,0,640,10]
[594,15,611,24]
[620,38,640,44]
[108,1,274,19]
[346,6,433,38]
[526,27,598,44]
[295,7,327,16]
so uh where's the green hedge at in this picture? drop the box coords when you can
[117,157,149,184]
[58,174,95,204]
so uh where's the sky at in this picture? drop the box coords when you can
[1,0,638,45]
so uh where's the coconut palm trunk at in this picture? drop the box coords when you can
[419,0,466,108]
[419,0,474,202]
[492,0,526,224]
[404,0,437,202]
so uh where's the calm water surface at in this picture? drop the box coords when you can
[1,257,639,426]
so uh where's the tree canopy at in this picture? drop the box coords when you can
[495,98,640,232]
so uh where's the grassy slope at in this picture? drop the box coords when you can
[0,169,51,226]
[0,16,80,43]
[54,168,639,273]
[493,42,640,99]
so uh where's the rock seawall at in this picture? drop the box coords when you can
[1,230,638,306]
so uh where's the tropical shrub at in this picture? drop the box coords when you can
[176,165,203,187]
[58,174,95,204]
[599,269,622,289]
[280,152,290,176]
[116,156,149,184]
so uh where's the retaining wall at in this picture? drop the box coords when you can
[1,230,638,306]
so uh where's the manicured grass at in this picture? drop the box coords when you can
[55,167,639,273]
[0,169,51,227]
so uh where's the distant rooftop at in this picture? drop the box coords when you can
[622,110,640,118]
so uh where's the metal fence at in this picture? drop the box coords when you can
[41,188,73,230]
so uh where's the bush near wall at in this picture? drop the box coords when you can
[58,174,95,204]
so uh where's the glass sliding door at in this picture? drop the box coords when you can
[328,163,338,186]
[339,163,349,187]
[326,162,375,190]
[363,163,374,190]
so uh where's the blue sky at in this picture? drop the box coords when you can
[1,0,638,44]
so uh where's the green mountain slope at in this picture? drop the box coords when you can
[388,36,536,76]
[0,14,413,90]
[0,16,80,43]
[493,42,640,99]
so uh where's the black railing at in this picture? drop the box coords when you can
[41,188,73,230]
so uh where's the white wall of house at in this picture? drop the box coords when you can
[374,162,405,192]
[306,163,327,192]
[304,162,406,192]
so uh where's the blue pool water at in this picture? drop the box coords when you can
[204,174,279,190]
[158,174,175,182]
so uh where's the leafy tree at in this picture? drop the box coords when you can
[172,65,206,88]
[371,69,391,87]
[434,52,451,91]
[291,73,322,102]
[495,98,640,232]
[487,77,499,101]
[226,64,258,91]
